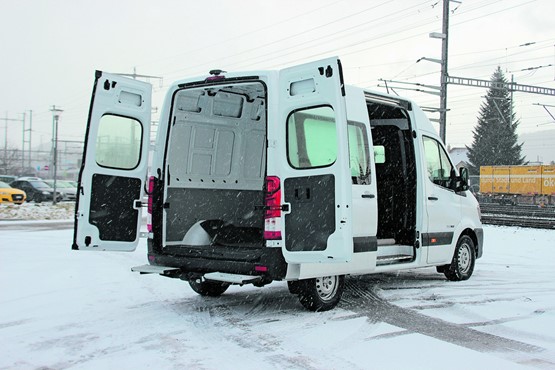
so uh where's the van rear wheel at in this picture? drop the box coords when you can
[297,275,345,311]
[443,235,476,281]
[189,279,230,297]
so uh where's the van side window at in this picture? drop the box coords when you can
[95,114,142,170]
[348,122,371,184]
[373,145,385,164]
[422,136,454,188]
[287,106,337,169]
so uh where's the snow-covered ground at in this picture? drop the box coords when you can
[1,221,555,369]
[0,202,74,221]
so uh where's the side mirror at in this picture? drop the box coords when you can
[460,167,468,183]
[458,167,469,192]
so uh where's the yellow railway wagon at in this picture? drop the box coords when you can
[542,165,555,195]
[509,165,542,194]
[479,166,493,193]
[492,166,510,193]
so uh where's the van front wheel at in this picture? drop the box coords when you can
[444,235,476,281]
[297,275,345,311]
[189,279,230,297]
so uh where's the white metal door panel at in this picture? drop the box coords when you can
[277,57,353,264]
[73,71,152,251]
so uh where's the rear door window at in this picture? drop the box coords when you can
[95,114,143,170]
[287,106,336,169]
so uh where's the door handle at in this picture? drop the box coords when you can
[361,194,375,199]
[428,196,439,201]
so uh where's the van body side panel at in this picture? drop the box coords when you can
[414,106,479,265]
[345,86,378,241]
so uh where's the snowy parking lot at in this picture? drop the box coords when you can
[1,222,555,369]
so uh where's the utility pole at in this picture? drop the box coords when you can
[21,112,26,171]
[2,112,26,175]
[3,112,6,175]
[50,106,63,204]
[28,110,33,168]
[438,0,452,144]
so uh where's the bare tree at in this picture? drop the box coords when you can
[1,147,24,176]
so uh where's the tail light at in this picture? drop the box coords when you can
[264,176,282,240]
[147,176,155,232]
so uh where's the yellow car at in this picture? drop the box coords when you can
[0,181,26,205]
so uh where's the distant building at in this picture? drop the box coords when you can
[448,146,470,171]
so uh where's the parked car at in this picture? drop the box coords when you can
[43,180,77,201]
[10,180,63,203]
[0,181,26,205]
[0,175,18,184]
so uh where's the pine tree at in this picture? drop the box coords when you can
[466,67,525,174]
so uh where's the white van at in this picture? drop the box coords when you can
[73,57,483,311]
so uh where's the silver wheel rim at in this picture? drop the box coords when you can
[458,242,472,274]
[315,276,339,301]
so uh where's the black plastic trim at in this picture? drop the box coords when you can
[337,59,346,97]
[422,232,454,246]
[475,227,484,258]
[353,236,377,253]
[177,75,260,88]
[73,70,102,250]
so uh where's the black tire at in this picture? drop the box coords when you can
[444,235,476,281]
[34,193,43,203]
[297,275,345,312]
[189,279,230,297]
[287,280,302,294]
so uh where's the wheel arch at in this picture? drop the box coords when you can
[459,228,480,258]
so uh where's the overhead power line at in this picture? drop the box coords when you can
[447,76,555,96]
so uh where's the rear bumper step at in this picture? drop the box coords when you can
[204,272,262,284]
[131,264,181,275]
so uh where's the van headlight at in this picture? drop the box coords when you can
[477,204,482,221]
[42,191,50,195]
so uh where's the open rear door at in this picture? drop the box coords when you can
[73,71,151,251]
[278,57,353,264]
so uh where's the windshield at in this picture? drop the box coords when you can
[0,181,11,188]
[30,181,50,189]
[44,180,72,188]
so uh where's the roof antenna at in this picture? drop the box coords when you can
[209,69,226,76]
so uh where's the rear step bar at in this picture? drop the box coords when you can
[131,265,262,285]
[131,264,180,275]
[204,272,262,284]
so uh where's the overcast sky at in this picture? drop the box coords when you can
[1,0,554,159]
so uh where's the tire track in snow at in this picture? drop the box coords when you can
[167,287,362,370]
[341,279,555,367]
